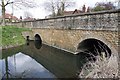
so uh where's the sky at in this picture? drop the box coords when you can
[2,0,119,19]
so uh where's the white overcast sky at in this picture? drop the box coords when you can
[3,0,119,19]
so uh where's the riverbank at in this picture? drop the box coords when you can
[1,26,31,49]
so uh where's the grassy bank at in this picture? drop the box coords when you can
[1,26,31,48]
[0,27,2,47]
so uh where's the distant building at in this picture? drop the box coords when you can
[63,9,83,16]
[0,13,19,22]
[63,5,89,16]
[87,7,90,12]
[23,17,35,21]
[45,6,89,18]
[82,5,86,13]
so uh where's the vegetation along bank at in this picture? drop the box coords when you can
[1,26,31,49]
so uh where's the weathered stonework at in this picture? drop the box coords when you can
[13,10,119,54]
[31,29,118,54]
[12,10,118,30]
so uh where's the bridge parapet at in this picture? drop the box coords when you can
[13,10,119,31]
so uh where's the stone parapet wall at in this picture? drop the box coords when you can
[12,10,119,31]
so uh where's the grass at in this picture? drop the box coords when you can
[0,27,2,47]
[1,25,31,48]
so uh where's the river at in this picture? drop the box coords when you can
[0,41,83,79]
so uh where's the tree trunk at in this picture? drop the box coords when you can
[2,0,6,26]
[61,2,65,15]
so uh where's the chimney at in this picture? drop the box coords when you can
[82,5,86,13]
[87,7,90,12]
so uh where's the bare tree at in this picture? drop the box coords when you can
[92,2,116,12]
[24,11,33,19]
[0,0,37,26]
[44,0,75,17]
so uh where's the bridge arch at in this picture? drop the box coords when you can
[35,34,42,41]
[75,33,117,56]
[75,32,118,62]
[34,34,42,49]
[76,38,113,73]
[76,38,111,60]
[75,33,118,72]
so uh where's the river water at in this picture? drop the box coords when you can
[0,41,82,79]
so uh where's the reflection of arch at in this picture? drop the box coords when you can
[34,34,42,49]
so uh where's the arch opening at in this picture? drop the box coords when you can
[34,34,42,49]
[76,38,112,61]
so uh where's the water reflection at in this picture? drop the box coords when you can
[34,34,42,49]
[23,41,79,78]
[34,40,42,49]
[26,40,42,49]
[1,41,85,78]
[1,52,55,79]
[26,40,29,46]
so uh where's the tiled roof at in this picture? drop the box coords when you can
[64,9,83,16]
[0,13,18,20]
[23,17,35,21]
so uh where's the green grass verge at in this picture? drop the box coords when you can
[1,26,31,47]
[0,27,2,47]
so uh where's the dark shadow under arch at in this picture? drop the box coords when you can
[77,38,111,59]
[76,38,112,70]
[34,34,42,49]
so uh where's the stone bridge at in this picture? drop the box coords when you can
[13,10,119,58]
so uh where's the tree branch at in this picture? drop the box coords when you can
[14,4,22,9]
[5,1,14,7]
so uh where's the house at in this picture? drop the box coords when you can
[0,13,19,22]
[63,9,83,16]
[45,5,90,18]
[23,17,35,21]
[63,5,90,16]
[45,9,84,18]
